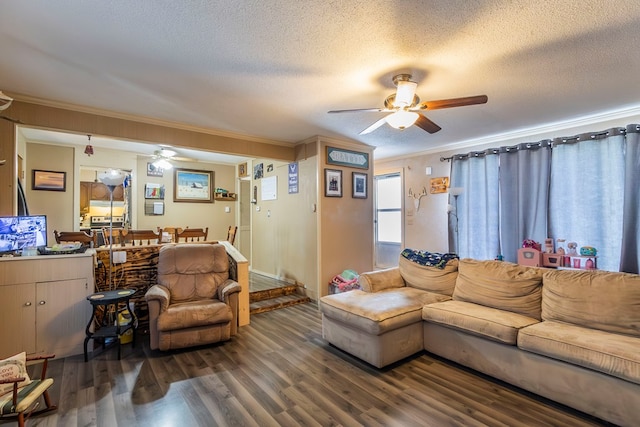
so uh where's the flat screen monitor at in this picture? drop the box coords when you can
[0,215,47,253]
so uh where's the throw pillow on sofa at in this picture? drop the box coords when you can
[453,259,544,319]
[398,256,458,296]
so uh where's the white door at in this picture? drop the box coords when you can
[374,173,403,268]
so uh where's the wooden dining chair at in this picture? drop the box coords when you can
[156,226,184,243]
[226,226,237,245]
[101,227,124,247]
[175,227,208,242]
[54,230,97,248]
[122,229,160,246]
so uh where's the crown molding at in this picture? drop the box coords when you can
[378,104,640,163]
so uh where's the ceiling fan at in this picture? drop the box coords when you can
[143,146,195,169]
[328,74,488,135]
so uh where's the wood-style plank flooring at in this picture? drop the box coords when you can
[11,303,613,427]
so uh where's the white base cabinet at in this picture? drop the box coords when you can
[0,252,94,358]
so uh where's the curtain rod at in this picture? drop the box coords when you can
[440,125,635,162]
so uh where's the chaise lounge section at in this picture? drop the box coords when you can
[320,255,640,426]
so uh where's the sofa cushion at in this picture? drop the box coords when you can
[157,299,231,331]
[423,300,539,345]
[398,256,458,296]
[542,269,640,337]
[518,321,640,385]
[453,259,544,320]
[320,288,450,336]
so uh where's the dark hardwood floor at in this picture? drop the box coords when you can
[12,303,612,427]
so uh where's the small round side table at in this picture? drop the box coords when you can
[84,288,136,362]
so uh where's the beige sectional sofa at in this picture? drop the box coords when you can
[319,257,640,426]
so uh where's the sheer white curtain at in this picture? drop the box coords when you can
[499,142,551,263]
[449,154,500,260]
[548,129,626,272]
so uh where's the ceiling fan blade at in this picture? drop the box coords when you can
[414,114,442,134]
[328,108,391,114]
[417,95,488,111]
[360,116,389,135]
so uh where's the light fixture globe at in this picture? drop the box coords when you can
[386,110,419,130]
[152,158,173,170]
[98,169,126,188]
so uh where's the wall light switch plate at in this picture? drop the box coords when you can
[224,206,230,213]
[113,251,127,264]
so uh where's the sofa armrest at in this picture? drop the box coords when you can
[145,284,170,351]
[145,284,170,312]
[219,279,241,335]
[219,279,241,302]
[358,267,406,292]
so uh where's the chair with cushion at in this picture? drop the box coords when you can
[0,352,57,427]
[175,227,208,242]
[226,226,237,245]
[144,243,241,351]
[54,230,96,248]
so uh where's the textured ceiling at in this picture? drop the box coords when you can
[2,0,640,160]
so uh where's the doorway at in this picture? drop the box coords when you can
[239,179,252,263]
[374,172,403,268]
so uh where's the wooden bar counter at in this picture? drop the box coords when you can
[94,241,250,328]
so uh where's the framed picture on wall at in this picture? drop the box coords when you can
[173,168,214,202]
[32,169,66,191]
[324,168,342,197]
[352,172,367,199]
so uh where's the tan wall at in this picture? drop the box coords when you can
[249,150,319,298]
[135,157,236,241]
[318,138,374,298]
[25,143,74,245]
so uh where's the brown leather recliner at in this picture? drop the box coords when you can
[145,243,241,351]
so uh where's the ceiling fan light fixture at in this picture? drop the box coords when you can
[386,110,419,130]
[394,80,417,107]
[153,158,173,170]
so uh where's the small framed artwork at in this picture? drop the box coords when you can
[352,172,367,199]
[174,168,214,203]
[146,162,163,177]
[324,168,342,197]
[238,162,248,178]
[32,169,66,191]
[254,163,264,179]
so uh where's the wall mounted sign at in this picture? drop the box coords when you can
[430,177,450,194]
[288,162,299,194]
[326,147,369,169]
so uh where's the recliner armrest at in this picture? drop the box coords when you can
[219,279,241,302]
[358,267,406,292]
[145,284,170,312]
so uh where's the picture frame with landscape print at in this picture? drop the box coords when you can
[32,169,66,191]
[352,172,367,199]
[173,168,214,202]
[324,168,342,197]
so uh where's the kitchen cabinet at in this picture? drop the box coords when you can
[80,181,90,213]
[83,181,124,202]
[0,253,94,358]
